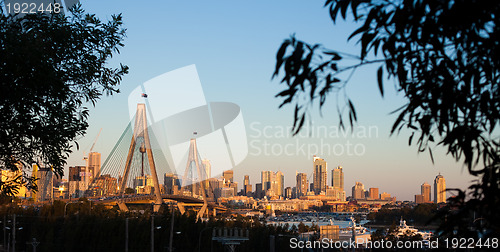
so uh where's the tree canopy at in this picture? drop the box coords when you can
[0,6,128,196]
[273,0,499,237]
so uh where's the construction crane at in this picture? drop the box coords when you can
[84,128,103,159]
[82,128,102,194]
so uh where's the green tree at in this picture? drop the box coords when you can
[0,5,128,196]
[273,0,499,237]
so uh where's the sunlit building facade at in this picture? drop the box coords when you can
[434,174,446,203]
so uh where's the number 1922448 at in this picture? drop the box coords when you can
[444,238,498,249]
[5,2,61,14]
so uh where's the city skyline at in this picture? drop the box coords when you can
[60,1,473,201]
[62,150,448,202]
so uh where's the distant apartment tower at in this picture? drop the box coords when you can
[296,173,308,197]
[421,182,431,203]
[244,175,249,186]
[369,188,379,200]
[331,166,344,190]
[415,194,425,204]
[434,174,446,203]
[313,156,327,194]
[352,182,365,199]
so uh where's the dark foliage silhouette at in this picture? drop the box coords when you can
[273,0,499,238]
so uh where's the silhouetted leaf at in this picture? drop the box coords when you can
[377,66,384,97]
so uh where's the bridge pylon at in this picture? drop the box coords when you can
[180,138,212,219]
[118,103,163,212]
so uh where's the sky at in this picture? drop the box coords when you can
[61,0,475,201]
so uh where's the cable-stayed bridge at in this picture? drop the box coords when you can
[88,103,224,218]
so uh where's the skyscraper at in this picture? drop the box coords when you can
[296,172,308,197]
[276,171,284,197]
[243,175,251,196]
[352,182,365,199]
[255,183,263,198]
[164,173,180,194]
[202,159,211,179]
[313,155,327,194]
[434,174,446,203]
[262,171,281,197]
[421,182,431,203]
[88,152,101,181]
[332,166,344,190]
[244,175,249,186]
[223,170,233,184]
[369,188,379,200]
[261,171,273,192]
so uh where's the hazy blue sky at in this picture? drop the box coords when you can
[66,0,475,200]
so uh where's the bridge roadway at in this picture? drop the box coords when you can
[101,194,226,211]
[31,194,226,213]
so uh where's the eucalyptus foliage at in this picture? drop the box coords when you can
[274,0,499,237]
[0,5,128,195]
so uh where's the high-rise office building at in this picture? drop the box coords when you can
[164,173,180,194]
[369,188,379,200]
[296,173,308,197]
[88,152,101,181]
[255,183,263,198]
[230,182,238,196]
[244,184,252,196]
[332,166,344,190]
[134,175,154,194]
[261,171,273,192]
[202,159,211,179]
[313,156,327,194]
[434,174,446,203]
[223,170,233,184]
[276,171,284,197]
[352,182,365,199]
[35,165,53,202]
[284,187,292,199]
[262,171,283,197]
[421,182,431,203]
[243,175,251,196]
[209,178,223,199]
